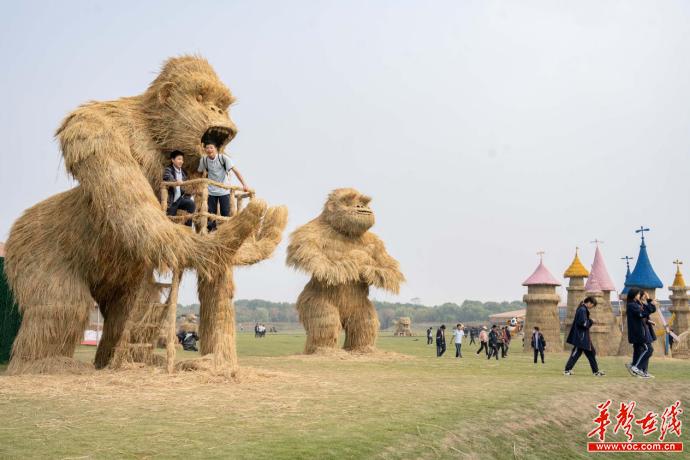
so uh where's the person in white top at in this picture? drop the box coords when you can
[452,323,465,358]
[197,141,249,231]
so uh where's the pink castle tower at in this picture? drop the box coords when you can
[582,241,620,355]
[585,244,620,356]
[522,252,561,352]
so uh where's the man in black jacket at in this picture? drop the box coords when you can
[487,325,499,360]
[530,326,546,364]
[163,151,196,226]
[436,325,446,357]
[469,328,477,345]
[564,296,605,376]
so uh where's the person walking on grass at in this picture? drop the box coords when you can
[564,296,605,377]
[503,326,512,356]
[476,326,489,356]
[530,326,546,364]
[469,328,477,345]
[487,325,500,360]
[436,325,447,357]
[625,288,657,379]
[499,326,510,358]
[452,323,465,358]
[426,327,433,345]
[495,326,505,358]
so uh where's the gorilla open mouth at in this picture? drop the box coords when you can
[201,126,234,147]
[355,209,373,215]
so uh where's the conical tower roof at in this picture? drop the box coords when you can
[564,248,589,278]
[585,272,603,293]
[585,245,616,291]
[626,233,663,289]
[523,256,561,286]
[621,266,632,295]
[672,261,686,288]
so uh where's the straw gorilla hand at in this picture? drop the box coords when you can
[287,188,404,353]
[231,205,289,266]
[192,199,268,276]
[191,200,288,274]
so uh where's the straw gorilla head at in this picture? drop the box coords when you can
[322,188,375,237]
[143,56,237,165]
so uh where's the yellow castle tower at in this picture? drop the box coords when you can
[563,247,588,351]
[669,260,689,336]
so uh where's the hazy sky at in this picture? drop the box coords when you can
[1,1,689,306]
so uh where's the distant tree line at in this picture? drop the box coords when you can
[178,299,525,328]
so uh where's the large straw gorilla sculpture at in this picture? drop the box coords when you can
[287,188,404,353]
[4,56,286,373]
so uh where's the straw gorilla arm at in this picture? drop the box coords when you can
[287,227,403,292]
[287,226,362,285]
[59,113,196,270]
[196,200,272,273]
[231,205,289,266]
[359,236,404,294]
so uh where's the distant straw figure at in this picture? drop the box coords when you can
[287,188,404,353]
[394,317,413,336]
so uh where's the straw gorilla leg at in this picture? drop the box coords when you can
[94,278,161,369]
[196,267,239,371]
[94,290,137,369]
[7,271,92,374]
[298,297,341,354]
[342,299,379,352]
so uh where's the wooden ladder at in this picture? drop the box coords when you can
[110,272,182,373]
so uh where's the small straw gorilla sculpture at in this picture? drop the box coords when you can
[4,56,286,374]
[287,188,404,353]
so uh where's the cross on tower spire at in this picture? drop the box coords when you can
[590,239,604,246]
[674,259,683,272]
[621,256,634,270]
[635,226,650,242]
[536,250,545,261]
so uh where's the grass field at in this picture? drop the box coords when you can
[1,333,688,459]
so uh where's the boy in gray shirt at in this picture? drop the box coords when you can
[197,140,249,231]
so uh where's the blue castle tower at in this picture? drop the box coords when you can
[624,227,663,292]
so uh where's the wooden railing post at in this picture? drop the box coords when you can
[160,185,168,212]
[166,270,182,374]
[229,189,237,217]
[200,187,209,235]
[160,179,255,232]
